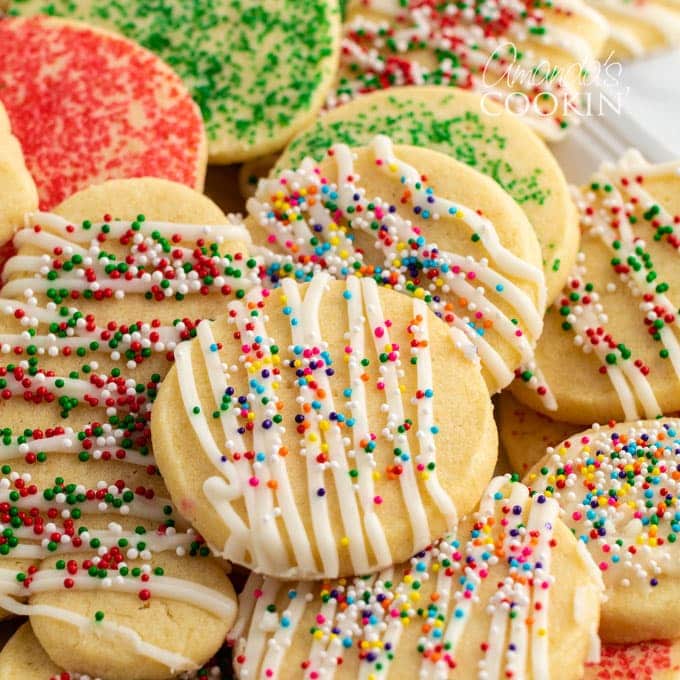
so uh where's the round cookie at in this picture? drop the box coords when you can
[277,86,580,304]
[0,180,254,676]
[0,622,235,679]
[0,101,39,248]
[152,272,498,579]
[0,16,207,210]
[247,137,546,393]
[331,0,609,141]
[229,476,602,680]
[525,418,680,643]
[9,0,342,164]
[496,392,583,475]
[585,638,680,680]
[0,623,62,679]
[512,151,680,424]
[588,0,680,58]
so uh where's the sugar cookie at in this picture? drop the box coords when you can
[0,17,207,210]
[588,0,680,58]
[247,136,546,393]
[152,272,498,579]
[9,0,342,163]
[525,418,680,643]
[512,151,680,424]
[0,622,234,679]
[0,102,39,247]
[0,179,256,676]
[331,0,609,141]
[278,86,580,304]
[229,476,602,680]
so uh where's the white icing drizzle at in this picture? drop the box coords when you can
[178,274,462,578]
[249,135,545,393]
[232,478,580,680]
[0,595,198,673]
[542,152,680,418]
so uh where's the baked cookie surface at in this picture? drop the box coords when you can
[0,179,253,678]
[277,86,579,304]
[525,418,680,643]
[229,477,602,680]
[512,151,680,424]
[153,272,498,579]
[9,0,342,163]
[0,16,207,210]
[247,136,546,393]
[0,102,39,248]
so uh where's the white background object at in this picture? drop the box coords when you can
[550,49,680,183]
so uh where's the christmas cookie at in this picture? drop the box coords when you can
[512,151,680,424]
[0,622,235,679]
[278,86,580,304]
[152,272,498,579]
[229,476,602,680]
[0,102,38,248]
[0,16,207,211]
[525,418,680,643]
[497,392,582,475]
[0,179,263,676]
[330,0,609,141]
[588,0,680,58]
[585,638,680,680]
[9,1,342,164]
[246,136,546,393]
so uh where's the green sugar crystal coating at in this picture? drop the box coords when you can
[11,0,339,148]
[282,94,550,207]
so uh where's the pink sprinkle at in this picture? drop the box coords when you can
[572,511,582,521]
[374,327,384,338]
[316,614,325,624]
[249,477,259,487]
[466,272,476,280]
[267,234,276,243]
[390,608,399,617]
[374,495,383,505]
[385,320,392,327]
[452,266,461,274]
[581,436,590,444]
[254,589,263,599]
[388,352,398,361]
[599,562,608,571]
[344,346,352,354]
[265,671,273,678]
[376,381,385,390]
[417,463,425,471]
[515,330,523,337]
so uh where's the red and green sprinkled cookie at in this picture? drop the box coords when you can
[0,178,264,678]
[274,86,580,305]
[152,271,498,580]
[229,476,602,680]
[0,16,208,211]
[330,0,609,141]
[526,418,680,643]
[9,0,342,164]
[511,151,680,425]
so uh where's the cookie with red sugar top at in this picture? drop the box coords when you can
[585,638,680,680]
[0,16,207,211]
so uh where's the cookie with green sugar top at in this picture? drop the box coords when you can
[277,86,580,305]
[9,0,342,163]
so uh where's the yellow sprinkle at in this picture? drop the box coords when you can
[373,471,381,481]
[308,433,318,442]
[420,472,430,481]
[410,592,420,602]
[389,163,398,172]
[314,630,324,640]
[340,536,349,547]
[538,628,546,637]
[320,421,329,432]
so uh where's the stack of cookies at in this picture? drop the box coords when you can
[0,1,678,678]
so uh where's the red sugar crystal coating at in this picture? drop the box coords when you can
[0,16,205,210]
[585,640,679,679]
